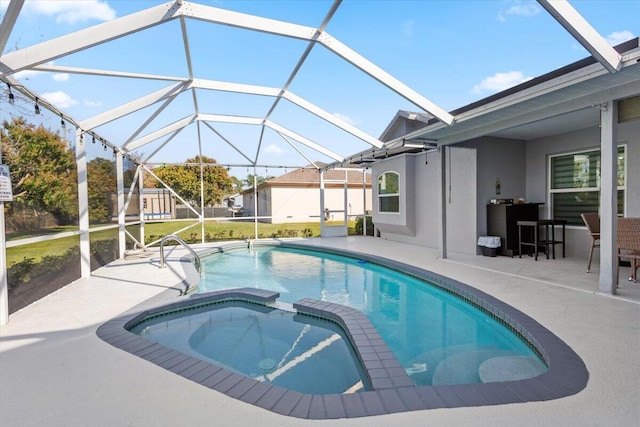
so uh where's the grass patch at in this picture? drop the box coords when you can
[6,219,358,265]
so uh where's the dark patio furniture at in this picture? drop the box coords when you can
[517,219,567,261]
[580,213,600,273]
[617,217,640,283]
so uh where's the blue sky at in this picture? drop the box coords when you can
[1,0,638,179]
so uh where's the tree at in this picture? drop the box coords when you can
[142,166,158,189]
[230,176,243,194]
[1,117,78,226]
[87,157,116,224]
[243,173,273,189]
[152,155,233,206]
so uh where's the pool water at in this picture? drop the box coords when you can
[198,246,547,386]
[129,301,370,394]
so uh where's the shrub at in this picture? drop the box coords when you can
[355,216,374,236]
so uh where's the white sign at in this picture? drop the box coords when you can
[0,164,13,201]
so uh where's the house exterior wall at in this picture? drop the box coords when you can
[141,190,175,219]
[526,119,640,260]
[373,118,638,259]
[241,188,272,218]
[270,186,372,224]
[372,155,415,236]
[446,147,478,255]
[371,148,477,254]
[241,185,372,224]
[459,137,528,239]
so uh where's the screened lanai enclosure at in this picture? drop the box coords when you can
[1,0,638,323]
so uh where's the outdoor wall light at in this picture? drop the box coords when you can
[34,98,40,114]
[7,83,14,104]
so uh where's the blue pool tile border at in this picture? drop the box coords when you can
[97,242,589,419]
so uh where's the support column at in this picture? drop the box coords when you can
[598,101,619,293]
[138,164,145,245]
[116,152,125,258]
[343,169,348,224]
[196,124,205,244]
[0,142,8,324]
[362,168,367,236]
[439,146,448,259]
[253,168,258,239]
[320,170,326,232]
[76,130,91,278]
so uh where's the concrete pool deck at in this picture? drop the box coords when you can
[1,237,639,426]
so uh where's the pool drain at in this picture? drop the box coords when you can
[259,358,276,371]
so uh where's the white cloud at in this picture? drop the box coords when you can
[498,1,540,23]
[264,144,285,155]
[606,30,635,46]
[471,71,532,94]
[402,20,415,38]
[12,69,42,80]
[22,1,116,24]
[333,112,356,126]
[53,73,69,82]
[42,91,78,109]
[83,99,102,107]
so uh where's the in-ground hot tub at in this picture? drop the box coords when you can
[127,299,371,395]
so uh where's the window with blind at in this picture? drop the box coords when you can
[378,171,400,213]
[549,146,626,225]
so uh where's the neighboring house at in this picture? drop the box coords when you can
[110,188,175,220]
[365,38,639,270]
[141,188,175,220]
[241,164,372,224]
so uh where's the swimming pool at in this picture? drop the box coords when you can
[128,300,371,395]
[198,244,546,386]
[97,241,589,419]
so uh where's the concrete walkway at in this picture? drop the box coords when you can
[1,237,638,426]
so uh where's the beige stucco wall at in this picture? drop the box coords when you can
[270,186,372,224]
[242,186,372,224]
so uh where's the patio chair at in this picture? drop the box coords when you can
[617,217,640,283]
[580,213,600,273]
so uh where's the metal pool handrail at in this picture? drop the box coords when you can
[159,234,201,274]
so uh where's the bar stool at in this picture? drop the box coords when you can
[517,219,566,260]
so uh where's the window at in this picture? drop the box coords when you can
[549,146,626,225]
[378,172,400,213]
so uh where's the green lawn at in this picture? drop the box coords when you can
[6,220,356,266]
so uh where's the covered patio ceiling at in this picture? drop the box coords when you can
[0,0,631,172]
